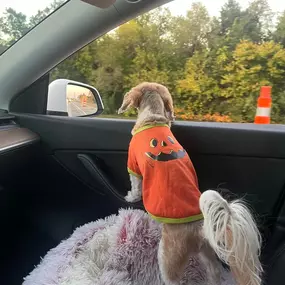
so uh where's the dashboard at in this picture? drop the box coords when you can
[0,126,39,155]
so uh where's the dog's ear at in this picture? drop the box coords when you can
[164,100,175,121]
[166,110,175,122]
[158,86,175,121]
[118,92,132,114]
[118,89,140,114]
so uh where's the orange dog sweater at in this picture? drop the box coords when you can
[127,124,203,223]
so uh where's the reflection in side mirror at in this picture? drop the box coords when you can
[47,79,104,117]
[66,84,98,117]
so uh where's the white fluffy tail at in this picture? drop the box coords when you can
[199,190,263,285]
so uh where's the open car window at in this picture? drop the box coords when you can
[0,0,68,56]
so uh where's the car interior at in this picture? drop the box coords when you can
[0,0,285,284]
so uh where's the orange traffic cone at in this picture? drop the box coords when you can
[81,96,87,107]
[254,86,272,124]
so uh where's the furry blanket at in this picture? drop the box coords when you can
[23,209,235,285]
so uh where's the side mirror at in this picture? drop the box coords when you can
[47,79,104,117]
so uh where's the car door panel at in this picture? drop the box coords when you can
[14,113,285,218]
[13,113,285,155]
[54,150,143,209]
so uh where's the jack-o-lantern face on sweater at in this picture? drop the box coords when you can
[145,135,186,162]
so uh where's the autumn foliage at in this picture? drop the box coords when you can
[174,107,232,123]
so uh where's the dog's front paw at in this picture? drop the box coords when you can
[125,191,141,203]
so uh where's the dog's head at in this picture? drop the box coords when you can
[118,82,175,121]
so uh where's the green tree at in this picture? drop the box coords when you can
[246,0,273,40]
[51,43,95,83]
[0,42,7,54]
[220,0,242,35]
[221,0,273,50]
[177,49,228,114]
[274,11,285,46]
[0,8,29,45]
[171,3,211,59]
[0,0,65,54]
[89,35,124,114]
[29,0,65,26]
[221,40,285,122]
[87,8,178,113]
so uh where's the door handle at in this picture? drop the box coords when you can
[77,154,144,209]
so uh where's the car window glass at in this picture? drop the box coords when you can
[0,0,67,56]
[50,0,285,124]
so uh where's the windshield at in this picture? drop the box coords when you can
[0,0,66,56]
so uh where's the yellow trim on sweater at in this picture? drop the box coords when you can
[133,124,169,136]
[148,212,204,224]
[127,168,142,178]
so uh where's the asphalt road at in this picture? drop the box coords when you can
[68,101,97,117]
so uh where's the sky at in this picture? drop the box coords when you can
[0,0,285,20]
